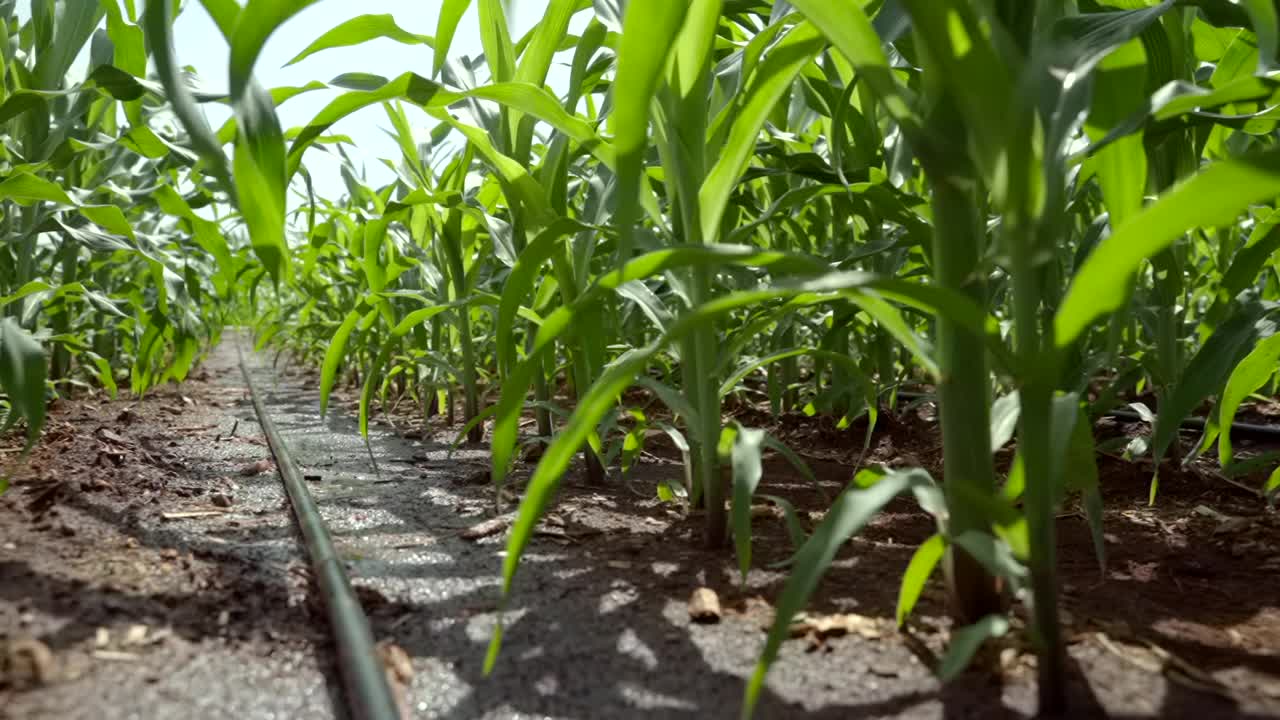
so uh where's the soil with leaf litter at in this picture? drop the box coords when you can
[2,341,1279,719]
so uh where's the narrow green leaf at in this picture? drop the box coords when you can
[1218,333,1280,465]
[744,468,934,717]
[1056,147,1280,348]
[0,172,74,205]
[789,0,918,131]
[228,0,320,99]
[433,0,472,78]
[1153,307,1272,464]
[936,615,1010,682]
[285,14,433,67]
[0,319,47,449]
[896,533,945,627]
[320,307,375,417]
[732,426,767,582]
[699,22,826,243]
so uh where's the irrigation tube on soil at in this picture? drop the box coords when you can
[236,342,400,720]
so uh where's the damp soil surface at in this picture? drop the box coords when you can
[2,336,1279,719]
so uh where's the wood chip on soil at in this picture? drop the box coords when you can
[240,459,273,476]
[689,587,722,624]
[460,513,514,540]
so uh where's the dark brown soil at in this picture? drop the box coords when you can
[0,366,326,710]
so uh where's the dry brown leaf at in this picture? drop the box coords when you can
[376,641,414,720]
[789,612,883,640]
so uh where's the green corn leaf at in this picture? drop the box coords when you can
[950,530,1029,585]
[788,0,919,132]
[936,615,1010,683]
[478,0,516,84]
[199,0,242,38]
[286,74,613,180]
[144,0,230,182]
[33,1,103,89]
[990,392,1021,453]
[228,0,320,99]
[757,493,809,550]
[699,21,826,243]
[232,80,292,285]
[744,468,935,717]
[0,172,74,205]
[899,0,1012,182]
[611,0,689,259]
[1084,34,1149,228]
[896,533,945,627]
[1152,306,1274,466]
[284,14,433,67]
[215,81,329,144]
[1221,214,1280,299]
[1056,147,1280,348]
[514,0,579,86]
[634,376,702,429]
[731,426,767,582]
[719,348,868,401]
[1218,333,1280,466]
[433,0,472,78]
[320,306,376,417]
[101,1,146,76]
[428,109,557,226]
[0,319,47,450]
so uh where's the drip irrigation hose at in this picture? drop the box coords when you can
[894,390,1280,438]
[236,342,399,720]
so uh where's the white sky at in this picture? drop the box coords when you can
[172,0,581,202]
[66,1,585,204]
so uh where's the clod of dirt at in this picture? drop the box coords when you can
[210,492,234,508]
[240,459,273,476]
[689,587,722,624]
[3,638,56,689]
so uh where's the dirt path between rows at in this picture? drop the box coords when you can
[3,335,1279,718]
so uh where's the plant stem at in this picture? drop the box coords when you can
[919,99,1003,623]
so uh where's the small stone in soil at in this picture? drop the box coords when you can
[210,493,233,508]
